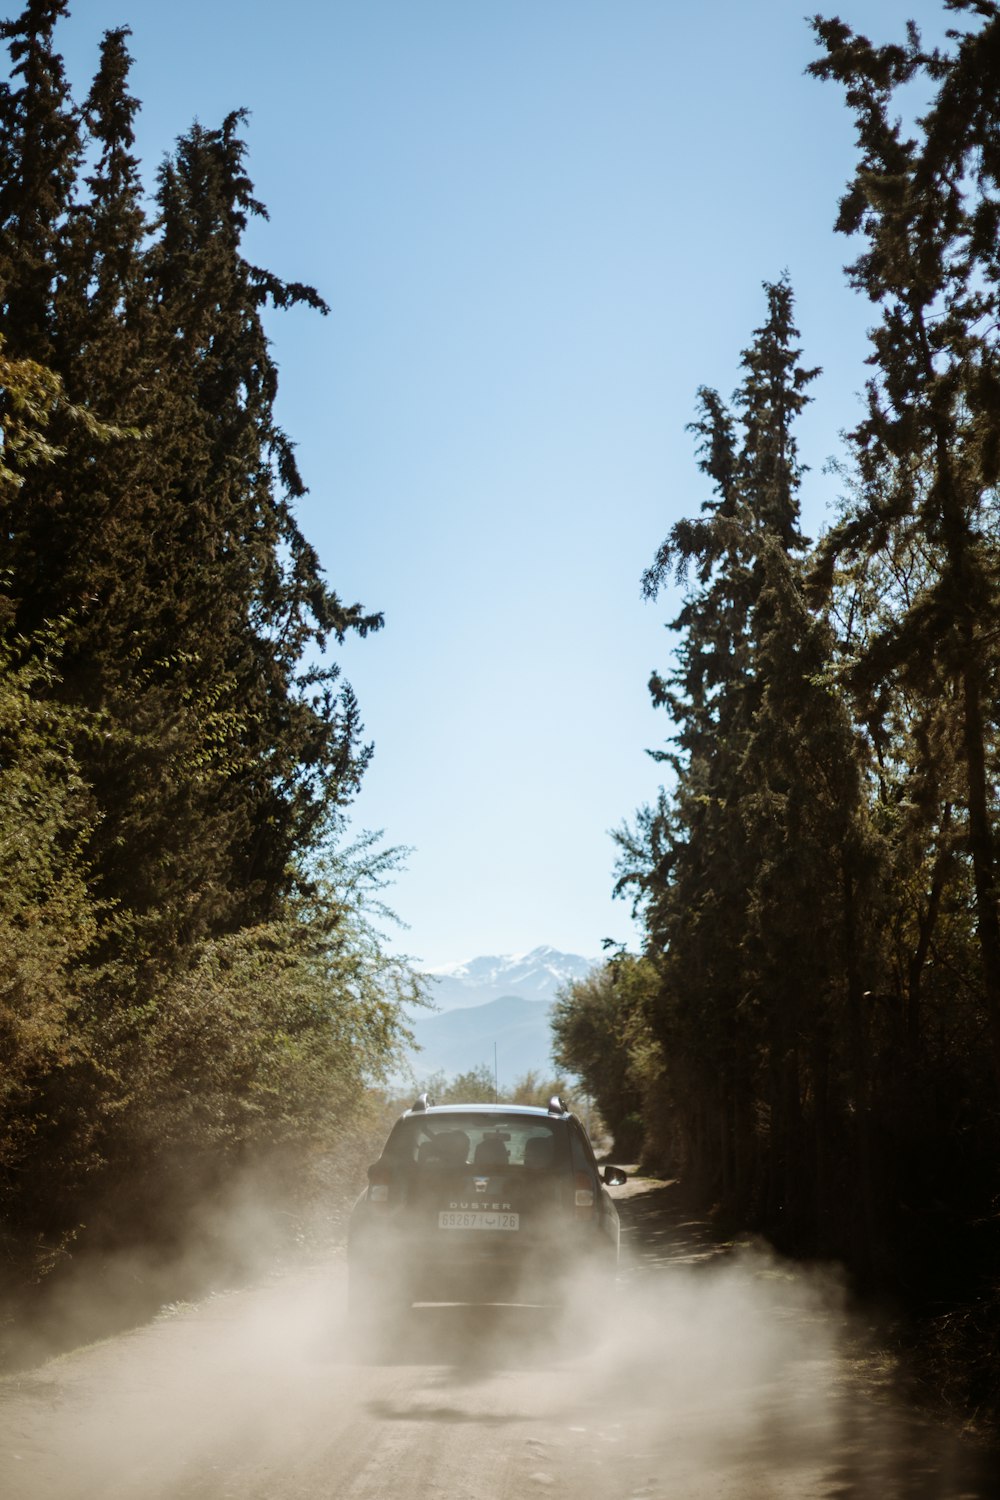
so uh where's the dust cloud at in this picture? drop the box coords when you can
[0,1166,333,1377]
[0,1183,996,1499]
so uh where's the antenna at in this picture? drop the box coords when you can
[494,1042,498,1103]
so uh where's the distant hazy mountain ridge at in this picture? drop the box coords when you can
[407,945,597,1084]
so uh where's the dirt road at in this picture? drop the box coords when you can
[0,1179,996,1499]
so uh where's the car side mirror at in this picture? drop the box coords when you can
[602,1165,628,1187]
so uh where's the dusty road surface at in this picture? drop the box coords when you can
[0,1178,997,1500]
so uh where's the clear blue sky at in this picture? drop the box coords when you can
[52,0,950,967]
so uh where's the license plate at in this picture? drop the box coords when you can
[438,1211,519,1231]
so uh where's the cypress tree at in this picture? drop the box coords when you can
[24,27,150,651]
[0,0,82,637]
[810,1,1000,1077]
[0,22,385,953]
[0,0,78,360]
[144,111,382,935]
[0,6,414,1275]
[621,281,877,1234]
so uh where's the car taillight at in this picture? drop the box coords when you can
[368,1162,391,1205]
[573,1171,595,1219]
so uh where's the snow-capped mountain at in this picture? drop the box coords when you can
[402,946,598,1084]
[422,944,596,1012]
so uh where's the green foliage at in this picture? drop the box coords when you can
[89,839,421,1216]
[551,20,1000,1430]
[0,10,384,963]
[505,1071,576,1109]
[809,1,1000,1075]
[414,1065,498,1105]
[611,279,882,1222]
[401,1067,577,1110]
[0,7,413,1294]
[551,955,652,1158]
[0,627,98,1213]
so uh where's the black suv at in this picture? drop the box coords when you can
[347,1095,628,1318]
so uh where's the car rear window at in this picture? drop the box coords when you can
[384,1113,568,1171]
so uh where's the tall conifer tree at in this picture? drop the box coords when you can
[622,281,875,1231]
[810,1,1000,1076]
[145,112,382,931]
[0,4,412,1272]
[0,0,77,359]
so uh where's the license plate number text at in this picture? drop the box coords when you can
[438,1211,519,1231]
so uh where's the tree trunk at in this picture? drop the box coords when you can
[906,803,952,1049]
[959,649,1000,1079]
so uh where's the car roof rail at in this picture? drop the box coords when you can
[411,1092,434,1112]
[547,1095,568,1115]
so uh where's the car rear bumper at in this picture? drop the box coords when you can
[348,1217,616,1305]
